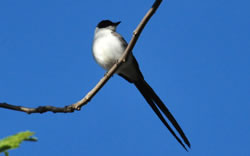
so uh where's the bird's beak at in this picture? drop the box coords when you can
[114,21,121,26]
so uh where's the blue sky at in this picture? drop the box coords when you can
[0,0,250,155]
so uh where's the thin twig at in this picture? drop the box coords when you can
[0,0,163,114]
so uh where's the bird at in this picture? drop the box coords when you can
[92,20,191,150]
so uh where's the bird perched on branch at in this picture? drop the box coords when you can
[92,20,191,150]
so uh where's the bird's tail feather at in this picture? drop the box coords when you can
[134,79,190,150]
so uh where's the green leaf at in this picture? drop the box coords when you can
[4,151,9,156]
[0,131,37,153]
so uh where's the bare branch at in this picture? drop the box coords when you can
[0,0,163,114]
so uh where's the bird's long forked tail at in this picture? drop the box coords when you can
[134,79,191,151]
